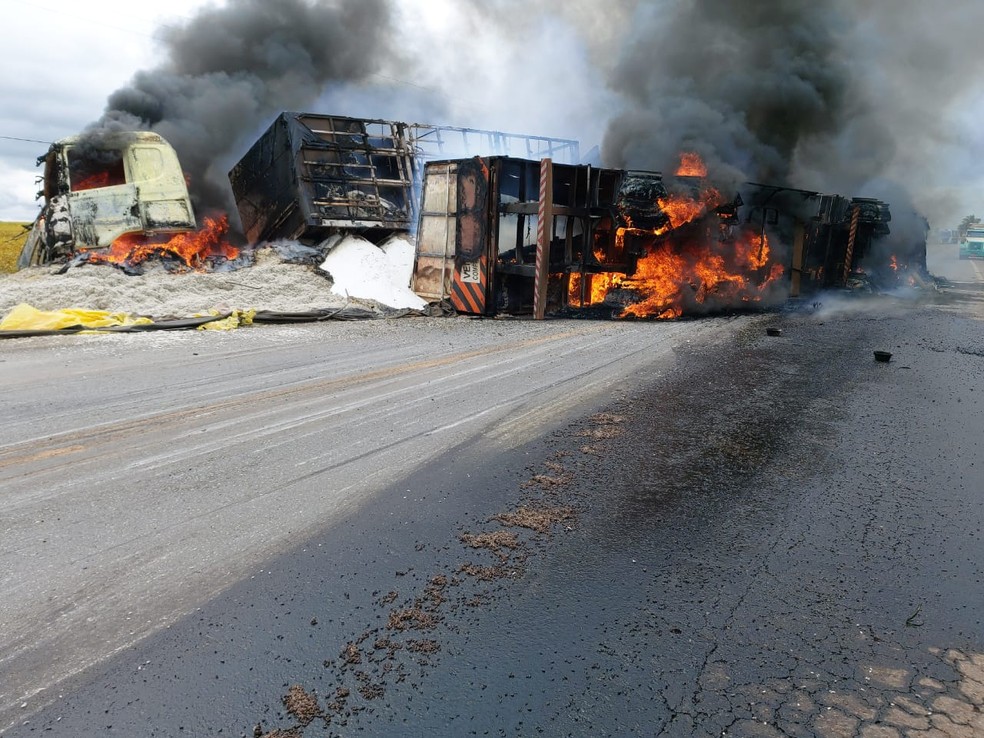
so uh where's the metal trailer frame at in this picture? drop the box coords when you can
[412,156,634,317]
[413,158,899,318]
[739,184,894,295]
[408,125,579,165]
[797,195,892,291]
[229,113,580,246]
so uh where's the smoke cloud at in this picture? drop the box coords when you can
[602,1,854,190]
[75,0,984,235]
[599,0,984,227]
[87,0,400,218]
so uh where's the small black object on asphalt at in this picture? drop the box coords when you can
[873,350,892,362]
[767,327,783,337]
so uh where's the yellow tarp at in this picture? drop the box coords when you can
[0,303,154,331]
[194,308,256,331]
[0,303,257,334]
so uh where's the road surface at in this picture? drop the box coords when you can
[3,240,984,736]
[0,313,730,732]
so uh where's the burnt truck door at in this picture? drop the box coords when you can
[126,143,196,235]
[412,157,495,315]
[451,157,492,315]
[412,161,459,304]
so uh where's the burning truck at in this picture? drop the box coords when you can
[223,114,922,319]
[410,156,787,319]
[226,122,799,320]
[16,112,925,322]
[409,153,912,319]
[17,131,237,272]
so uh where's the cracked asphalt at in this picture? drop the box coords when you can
[8,244,984,737]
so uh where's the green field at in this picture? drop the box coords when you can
[0,222,30,273]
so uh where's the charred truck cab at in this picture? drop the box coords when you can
[18,131,196,268]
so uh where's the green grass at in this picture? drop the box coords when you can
[0,222,31,273]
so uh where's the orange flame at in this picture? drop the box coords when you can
[73,172,112,191]
[568,272,624,306]
[571,229,785,319]
[86,215,239,269]
[652,154,722,229]
[658,185,722,229]
[618,229,783,319]
[569,152,787,319]
[676,151,708,177]
[737,233,771,271]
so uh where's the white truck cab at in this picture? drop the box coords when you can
[18,131,196,267]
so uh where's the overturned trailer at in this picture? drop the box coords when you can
[228,112,580,247]
[411,157,791,318]
[410,156,913,318]
[739,185,899,296]
[413,157,628,316]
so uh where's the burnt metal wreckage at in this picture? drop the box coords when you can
[18,132,197,269]
[15,111,925,323]
[228,112,581,246]
[228,113,925,320]
[409,160,917,318]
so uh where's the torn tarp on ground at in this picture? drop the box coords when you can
[0,303,155,331]
[0,302,426,339]
[192,309,256,331]
[0,302,244,337]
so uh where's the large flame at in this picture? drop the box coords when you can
[85,215,239,269]
[676,152,708,177]
[619,230,782,319]
[569,272,624,306]
[658,184,722,229]
[660,154,723,230]
[568,153,786,319]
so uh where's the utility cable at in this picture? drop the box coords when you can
[0,135,51,145]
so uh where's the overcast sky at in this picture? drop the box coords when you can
[2,0,982,227]
[0,0,615,222]
[1,1,203,219]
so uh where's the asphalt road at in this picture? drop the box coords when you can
[0,312,729,733]
[4,242,984,737]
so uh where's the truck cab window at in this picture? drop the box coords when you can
[67,147,127,192]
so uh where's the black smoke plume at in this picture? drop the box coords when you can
[601,0,852,191]
[86,0,398,220]
[599,0,984,229]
